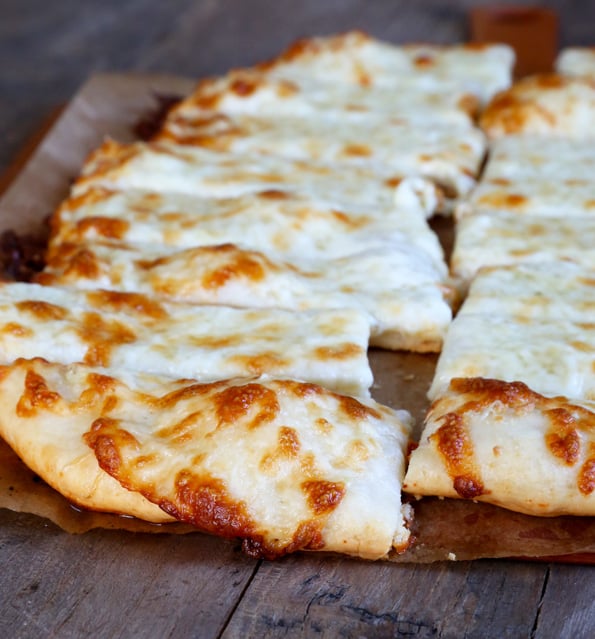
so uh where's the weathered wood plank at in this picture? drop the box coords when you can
[532,563,595,638]
[0,510,258,639]
[221,554,548,638]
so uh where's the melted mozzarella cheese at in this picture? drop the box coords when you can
[0,358,413,558]
[74,140,443,215]
[405,377,595,516]
[451,211,595,284]
[0,282,373,396]
[430,263,595,401]
[480,74,595,138]
[157,114,486,197]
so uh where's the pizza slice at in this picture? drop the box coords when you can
[429,262,595,402]
[451,211,595,284]
[168,68,479,128]
[255,31,514,103]
[38,242,452,352]
[0,357,413,559]
[403,376,595,516]
[480,74,595,138]
[73,140,442,214]
[0,282,373,396]
[155,113,486,198]
[50,185,445,264]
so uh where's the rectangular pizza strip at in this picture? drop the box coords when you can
[254,31,514,104]
[429,263,595,402]
[155,113,486,198]
[49,186,446,266]
[404,376,595,516]
[405,262,595,516]
[0,282,373,396]
[168,68,479,128]
[480,74,595,138]
[72,140,442,216]
[451,211,595,285]
[38,242,453,353]
[0,357,414,560]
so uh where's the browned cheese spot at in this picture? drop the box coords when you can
[2,322,33,338]
[314,343,363,361]
[61,248,101,280]
[385,176,403,188]
[156,411,203,444]
[75,217,129,240]
[337,394,381,422]
[16,300,68,321]
[301,479,345,515]
[545,408,581,465]
[77,372,119,411]
[229,353,290,375]
[61,187,115,211]
[84,417,135,478]
[578,446,595,495]
[477,192,527,208]
[414,53,435,67]
[16,370,61,418]
[536,74,566,89]
[259,189,289,200]
[342,143,372,157]
[202,251,266,289]
[214,383,280,430]
[431,412,484,499]
[87,290,167,321]
[76,312,137,367]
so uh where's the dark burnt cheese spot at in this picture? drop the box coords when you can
[545,408,581,465]
[2,322,33,337]
[16,300,68,321]
[202,251,266,289]
[84,417,134,478]
[450,377,539,411]
[77,312,137,368]
[432,412,485,499]
[214,383,280,430]
[259,189,289,200]
[16,370,61,417]
[86,290,167,321]
[75,217,129,240]
[301,479,345,515]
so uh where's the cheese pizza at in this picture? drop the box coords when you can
[480,74,595,138]
[451,211,595,284]
[156,113,486,198]
[0,282,373,396]
[429,262,595,402]
[404,376,595,516]
[166,68,479,128]
[0,358,413,559]
[73,140,442,214]
[49,186,445,265]
[38,242,452,352]
[255,31,514,104]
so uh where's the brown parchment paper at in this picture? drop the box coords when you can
[1,73,595,563]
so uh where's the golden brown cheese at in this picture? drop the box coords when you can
[0,358,413,560]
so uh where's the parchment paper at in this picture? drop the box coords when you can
[1,73,594,562]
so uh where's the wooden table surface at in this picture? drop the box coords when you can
[2,2,595,637]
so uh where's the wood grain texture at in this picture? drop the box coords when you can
[2,2,595,637]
